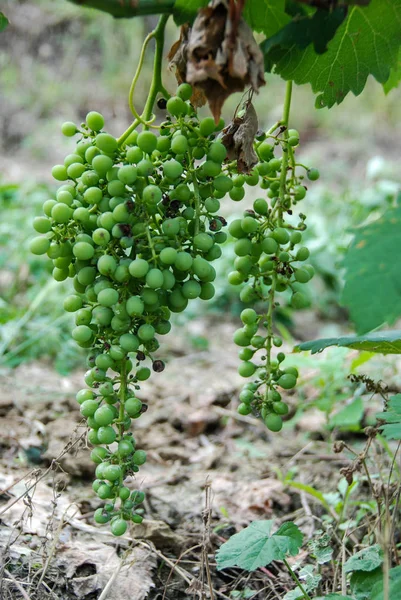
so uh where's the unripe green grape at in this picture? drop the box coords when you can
[294,268,310,283]
[118,440,134,457]
[136,367,151,381]
[241,216,259,234]
[72,325,93,343]
[110,519,127,537]
[129,258,149,278]
[76,389,95,404]
[245,169,259,186]
[199,282,215,300]
[146,268,164,289]
[228,219,246,239]
[207,142,227,163]
[120,333,140,352]
[238,361,257,377]
[30,236,50,255]
[141,288,159,306]
[142,184,162,206]
[279,251,290,262]
[162,218,180,237]
[234,238,253,257]
[288,135,299,147]
[63,295,83,312]
[182,279,201,299]
[96,255,116,276]
[163,159,183,181]
[176,82,192,101]
[262,237,278,254]
[166,96,187,117]
[213,175,232,193]
[239,389,254,403]
[133,449,147,465]
[94,405,115,426]
[203,160,221,177]
[278,373,297,389]
[251,335,265,349]
[52,266,69,281]
[258,142,274,161]
[73,242,94,260]
[238,403,252,415]
[233,328,251,347]
[92,154,114,176]
[160,247,177,265]
[51,203,72,223]
[273,401,289,415]
[116,165,137,185]
[292,291,309,309]
[253,198,268,215]
[241,308,258,325]
[307,167,319,181]
[95,132,118,154]
[229,186,245,201]
[137,323,155,341]
[64,153,83,168]
[199,117,215,137]
[234,256,253,275]
[67,162,86,179]
[126,296,144,317]
[84,110,104,131]
[205,197,220,213]
[228,271,244,286]
[171,134,188,155]
[294,185,306,201]
[265,413,283,432]
[80,399,99,418]
[296,247,310,261]
[92,228,110,246]
[238,348,254,361]
[104,464,122,482]
[193,232,214,252]
[52,164,68,181]
[43,199,57,217]
[125,397,142,417]
[192,257,215,281]
[56,190,74,206]
[272,228,290,244]
[137,130,158,154]
[98,288,119,307]
[61,121,77,137]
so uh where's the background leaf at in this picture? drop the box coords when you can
[341,204,401,334]
[371,565,401,600]
[295,330,401,355]
[383,48,401,93]
[344,544,383,573]
[376,395,401,440]
[216,520,302,571]
[264,0,401,108]
[350,567,383,600]
[0,12,8,32]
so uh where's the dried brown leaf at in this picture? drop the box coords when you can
[221,101,258,173]
[168,25,206,108]
[186,0,265,122]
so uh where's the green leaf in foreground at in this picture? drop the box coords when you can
[376,394,401,440]
[371,565,401,600]
[384,48,401,93]
[216,520,302,571]
[344,544,383,573]
[0,12,8,32]
[342,204,401,334]
[265,0,401,108]
[350,567,384,600]
[295,330,401,355]
[243,0,290,39]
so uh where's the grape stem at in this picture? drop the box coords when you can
[117,14,169,145]
[264,80,293,401]
[118,359,127,441]
[283,559,313,600]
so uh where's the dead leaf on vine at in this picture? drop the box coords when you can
[221,101,258,172]
[168,25,206,108]
[185,0,265,122]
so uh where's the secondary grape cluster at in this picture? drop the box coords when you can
[30,83,231,535]
[227,128,319,432]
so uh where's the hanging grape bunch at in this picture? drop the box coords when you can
[30,82,234,535]
[228,122,319,432]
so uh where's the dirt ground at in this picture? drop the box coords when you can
[0,315,351,600]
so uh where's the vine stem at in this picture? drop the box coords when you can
[283,559,313,600]
[118,359,127,440]
[117,13,169,146]
[264,80,293,399]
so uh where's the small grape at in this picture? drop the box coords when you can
[61,121,77,137]
[86,111,105,131]
[166,96,187,117]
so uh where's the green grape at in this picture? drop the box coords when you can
[136,367,151,381]
[125,397,142,417]
[129,258,149,278]
[273,401,289,415]
[146,268,164,289]
[228,271,244,286]
[92,155,114,176]
[85,111,104,131]
[163,159,183,181]
[296,247,310,261]
[278,373,297,389]
[239,389,254,403]
[167,96,187,117]
[137,323,155,341]
[94,405,115,426]
[233,328,251,347]
[63,295,83,312]
[229,186,245,201]
[98,288,119,307]
[171,134,188,155]
[199,117,216,137]
[238,403,252,415]
[264,413,283,432]
[142,185,162,205]
[207,142,226,163]
[111,519,127,537]
[30,236,50,255]
[240,308,258,325]
[177,82,192,101]
[51,203,72,224]
[234,238,252,257]
[126,296,144,317]
[72,325,93,343]
[133,449,147,465]
[80,399,99,418]
[241,216,259,234]
[52,164,68,181]
[193,232,214,252]
[272,228,290,244]
[97,425,117,446]
[203,161,221,177]
[238,361,257,377]
[137,131,158,154]
[307,168,319,181]
[61,121,77,137]
[96,133,118,154]
[120,333,140,352]
[175,252,193,271]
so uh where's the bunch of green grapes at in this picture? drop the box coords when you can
[226,128,319,432]
[30,83,232,535]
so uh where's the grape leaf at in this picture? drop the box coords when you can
[262,7,348,69]
[383,48,401,93]
[0,12,8,32]
[173,0,209,25]
[329,397,364,429]
[216,520,303,571]
[350,567,383,600]
[371,566,401,600]
[344,545,383,573]
[294,330,401,355]
[243,0,290,39]
[376,394,401,440]
[265,0,401,108]
[341,204,401,334]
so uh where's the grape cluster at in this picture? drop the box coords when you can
[30,83,232,535]
[227,129,319,432]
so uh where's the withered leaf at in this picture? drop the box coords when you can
[168,25,207,108]
[186,0,265,122]
[221,101,258,173]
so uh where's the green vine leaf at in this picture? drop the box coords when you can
[172,0,209,25]
[371,565,401,600]
[341,204,401,334]
[264,0,401,108]
[216,520,303,571]
[376,394,401,440]
[350,567,383,600]
[383,47,401,93]
[262,6,347,70]
[243,0,290,39]
[0,12,8,32]
[294,330,401,355]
